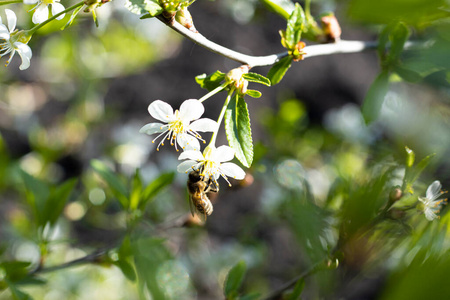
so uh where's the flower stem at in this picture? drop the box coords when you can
[0,0,22,5]
[28,1,85,34]
[198,83,227,103]
[209,88,234,146]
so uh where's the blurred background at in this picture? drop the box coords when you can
[1,0,450,299]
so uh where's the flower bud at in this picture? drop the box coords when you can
[226,65,250,94]
[290,41,306,61]
[175,7,197,32]
[321,13,341,42]
[389,187,403,202]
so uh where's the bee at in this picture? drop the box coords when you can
[187,169,219,221]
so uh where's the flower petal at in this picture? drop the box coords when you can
[189,118,218,132]
[179,99,204,121]
[177,160,197,173]
[220,162,246,180]
[51,2,65,20]
[0,24,10,40]
[211,145,235,163]
[23,0,39,4]
[5,9,16,32]
[426,180,442,201]
[148,100,174,122]
[424,208,438,221]
[32,4,49,24]
[177,133,200,151]
[139,122,166,135]
[14,42,32,70]
[178,149,204,161]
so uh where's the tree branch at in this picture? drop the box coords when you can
[156,16,404,68]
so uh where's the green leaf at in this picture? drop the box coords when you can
[387,22,410,65]
[267,56,293,85]
[225,94,253,168]
[245,90,262,98]
[61,5,83,30]
[394,65,422,83]
[114,259,136,282]
[195,71,226,91]
[9,285,32,300]
[259,0,294,20]
[242,73,271,86]
[140,172,175,210]
[124,0,163,16]
[91,160,129,208]
[129,169,143,211]
[287,279,305,300]
[239,293,261,300]
[224,261,247,299]
[20,171,49,227]
[46,178,77,226]
[285,3,306,48]
[361,70,390,124]
[403,153,435,192]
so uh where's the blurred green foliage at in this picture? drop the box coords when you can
[0,0,450,299]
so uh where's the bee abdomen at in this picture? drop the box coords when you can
[196,198,213,216]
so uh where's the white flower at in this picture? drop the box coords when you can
[139,99,218,152]
[177,145,246,186]
[418,180,447,221]
[0,9,32,70]
[25,0,65,24]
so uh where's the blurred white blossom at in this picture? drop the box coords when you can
[418,180,447,221]
[25,0,65,24]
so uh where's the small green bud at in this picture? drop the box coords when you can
[389,186,402,202]
[405,146,415,168]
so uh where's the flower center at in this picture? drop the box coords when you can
[168,110,185,134]
[42,0,55,5]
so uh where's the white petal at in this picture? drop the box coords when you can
[139,122,166,135]
[23,0,39,4]
[179,99,204,121]
[178,149,204,161]
[51,2,65,20]
[220,162,246,180]
[5,9,17,32]
[189,118,218,132]
[148,100,173,122]
[0,24,10,40]
[32,4,49,24]
[177,160,197,173]
[426,180,442,201]
[14,42,32,70]
[212,145,235,163]
[177,134,200,151]
[424,208,437,221]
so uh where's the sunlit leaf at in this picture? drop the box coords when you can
[124,0,162,16]
[196,71,226,91]
[267,56,292,85]
[258,0,294,19]
[242,73,271,86]
[285,3,306,48]
[245,90,262,98]
[225,94,253,168]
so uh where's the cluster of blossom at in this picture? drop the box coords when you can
[0,1,65,70]
[139,99,246,186]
